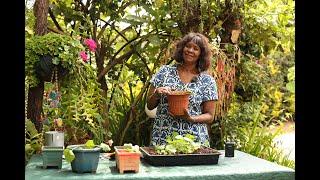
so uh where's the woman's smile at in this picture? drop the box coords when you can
[183,41,201,63]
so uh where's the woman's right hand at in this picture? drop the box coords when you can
[154,87,173,96]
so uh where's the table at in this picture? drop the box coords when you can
[25,150,295,180]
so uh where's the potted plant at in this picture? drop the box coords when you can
[25,33,85,88]
[42,146,64,169]
[167,85,192,116]
[64,140,111,173]
[115,143,141,174]
[140,132,221,166]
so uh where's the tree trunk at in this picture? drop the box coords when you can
[96,42,109,132]
[27,0,49,132]
[27,83,44,131]
[33,0,49,36]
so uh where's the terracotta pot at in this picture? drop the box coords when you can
[167,91,191,116]
[115,146,140,174]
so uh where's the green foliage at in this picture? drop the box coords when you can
[25,120,50,164]
[221,101,294,169]
[63,148,75,163]
[237,107,295,169]
[154,132,202,155]
[64,139,111,163]
[25,33,84,87]
[235,55,268,101]
[85,140,95,149]
[59,62,108,145]
[123,143,140,153]
[100,143,111,152]
[241,0,294,56]
[25,120,42,163]
[286,66,295,93]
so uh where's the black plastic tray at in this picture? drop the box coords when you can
[140,147,221,166]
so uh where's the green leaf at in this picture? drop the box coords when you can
[123,143,133,149]
[63,149,75,163]
[100,143,111,152]
[52,57,60,65]
[26,120,38,137]
[286,81,295,93]
[85,140,95,149]
[25,144,32,152]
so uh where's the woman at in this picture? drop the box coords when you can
[147,32,218,146]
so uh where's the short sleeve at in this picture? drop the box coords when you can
[150,65,170,88]
[202,75,218,102]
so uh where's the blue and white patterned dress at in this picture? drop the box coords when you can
[150,64,218,146]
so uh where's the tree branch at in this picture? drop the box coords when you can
[98,49,134,81]
[48,26,65,34]
[48,7,63,32]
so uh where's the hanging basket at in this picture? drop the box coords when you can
[167,91,191,116]
[35,55,68,82]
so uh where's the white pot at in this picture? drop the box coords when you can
[44,131,64,147]
[145,104,157,118]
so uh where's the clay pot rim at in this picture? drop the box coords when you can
[168,91,192,96]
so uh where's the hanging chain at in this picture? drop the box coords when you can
[54,66,59,92]
[25,83,28,144]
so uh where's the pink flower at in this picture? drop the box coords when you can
[84,39,97,52]
[80,51,88,62]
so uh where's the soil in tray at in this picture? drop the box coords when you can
[145,146,219,155]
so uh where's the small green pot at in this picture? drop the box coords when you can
[42,146,64,169]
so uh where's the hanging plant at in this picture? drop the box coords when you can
[25,33,85,87]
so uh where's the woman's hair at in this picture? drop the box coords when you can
[172,32,212,72]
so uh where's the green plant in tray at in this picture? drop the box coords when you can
[155,132,201,155]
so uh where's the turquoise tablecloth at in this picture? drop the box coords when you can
[25,150,294,180]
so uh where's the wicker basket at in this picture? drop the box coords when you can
[167,91,191,116]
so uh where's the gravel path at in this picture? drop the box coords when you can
[272,122,295,161]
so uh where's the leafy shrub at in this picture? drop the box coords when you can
[25,33,84,87]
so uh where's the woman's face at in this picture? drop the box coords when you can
[182,41,201,64]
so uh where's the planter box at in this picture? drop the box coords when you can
[42,146,64,169]
[69,145,101,173]
[140,146,221,166]
[115,146,141,174]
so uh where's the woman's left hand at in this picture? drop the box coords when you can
[169,108,195,123]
